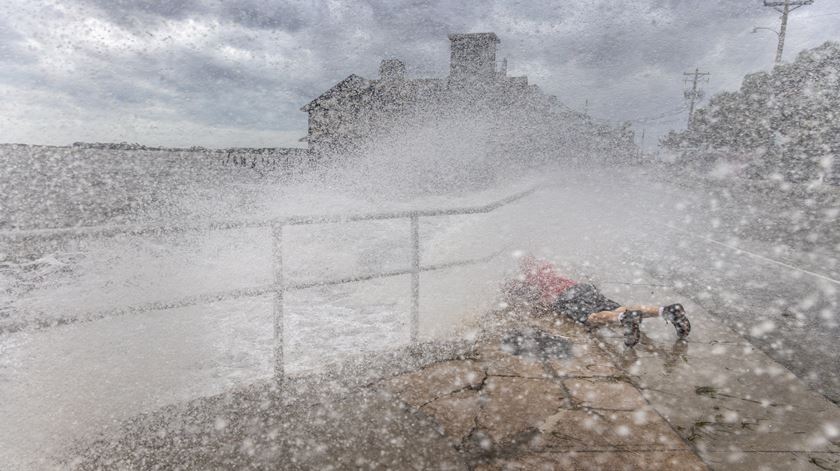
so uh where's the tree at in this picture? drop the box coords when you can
[663,42,840,183]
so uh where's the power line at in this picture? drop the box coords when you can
[763,0,815,64]
[586,105,688,126]
[627,106,688,124]
[796,10,840,18]
[683,68,710,128]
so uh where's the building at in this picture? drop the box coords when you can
[300,33,636,161]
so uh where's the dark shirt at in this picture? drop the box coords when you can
[552,283,621,323]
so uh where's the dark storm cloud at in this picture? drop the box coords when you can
[218,0,320,31]
[80,0,321,31]
[78,0,208,26]
[1,0,838,147]
[489,0,755,71]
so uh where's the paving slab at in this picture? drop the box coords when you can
[420,389,482,443]
[485,353,554,378]
[475,451,708,470]
[382,359,485,408]
[476,376,568,443]
[564,378,648,410]
[548,340,624,377]
[700,451,840,471]
[532,408,689,451]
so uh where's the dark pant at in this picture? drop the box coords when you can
[552,284,621,323]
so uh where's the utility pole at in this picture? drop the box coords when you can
[763,0,814,64]
[683,68,710,128]
[639,128,646,158]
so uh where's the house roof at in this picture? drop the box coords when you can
[300,74,371,112]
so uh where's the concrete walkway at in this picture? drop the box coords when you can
[71,311,708,470]
[68,287,840,470]
[382,311,707,470]
[381,289,840,470]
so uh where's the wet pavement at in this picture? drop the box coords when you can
[383,312,708,470]
[68,310,708,470]
[66,278,840,470]
[594,280,840,470]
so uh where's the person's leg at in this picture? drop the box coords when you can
[627,305,662,319]
[621,304,690,339]
[586,305,660,326]
[553,282,690,346]
[586,304,691,346]
[586,305,669,348]
[585,308,623,326]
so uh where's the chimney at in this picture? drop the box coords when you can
[448,33,500,84]
[379,59,406,81]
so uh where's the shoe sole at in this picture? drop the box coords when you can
[675,316,691,339]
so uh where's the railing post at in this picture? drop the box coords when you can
[410,215,420,342]
[271,222,285,381]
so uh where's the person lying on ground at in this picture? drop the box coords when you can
[503,256,690,347]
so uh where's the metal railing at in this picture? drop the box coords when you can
[1,187,538,378]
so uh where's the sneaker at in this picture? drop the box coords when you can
[664,304,691,339]
[620,310,642,347]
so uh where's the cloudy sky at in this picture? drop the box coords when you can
[1,0,838,149]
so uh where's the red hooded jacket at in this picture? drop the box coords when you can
[518,256,577,305]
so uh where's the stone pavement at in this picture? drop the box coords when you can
[380,310,708,470]
[71,309,708,470]
[68,286,840,470]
